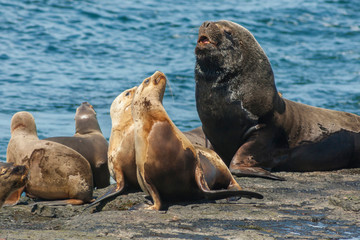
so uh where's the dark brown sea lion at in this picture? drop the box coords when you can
[0,162,28,207]
[195,20,360,179]
[132,71,262,210]
[45,102,109,189]
[6,111,93,205]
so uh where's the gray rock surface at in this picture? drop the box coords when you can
[1,169,359,239]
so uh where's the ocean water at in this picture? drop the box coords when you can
[0,0,359,162]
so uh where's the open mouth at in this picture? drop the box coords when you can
[198,35,211,45]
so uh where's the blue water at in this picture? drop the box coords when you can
[0,0,359,162]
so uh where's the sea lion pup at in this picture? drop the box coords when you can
[132,71,263,210]
[195,20,360,179]
[45,102,110,189]
[0,162,28,208]
[6,112,93,205]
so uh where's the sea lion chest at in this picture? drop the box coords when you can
[139,119,200,200]
[196,83,257,164]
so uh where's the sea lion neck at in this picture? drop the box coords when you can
[74,102,102,134]
[75,116,102,134]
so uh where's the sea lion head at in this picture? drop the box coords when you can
[0,162,28,190]
[132,71,167,115]
[75,102,101,134]
[110,86,138,124]
[195,20,282,117]
[10,111,37,136]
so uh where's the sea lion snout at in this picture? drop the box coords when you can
[197,21,222,48]
[152,71,166,85]
[77,102,95,114]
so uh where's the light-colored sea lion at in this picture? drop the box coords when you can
[6,112,93,205]
[0,162,28,208]
[85,87,140,208]
[45,102,109,189]
[108,86,140,193]
[195,20,360,179]
[132,71,263,210]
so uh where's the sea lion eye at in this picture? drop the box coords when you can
[144,79,150,84]
[125,91,130,96]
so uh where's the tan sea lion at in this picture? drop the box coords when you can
[45,102,110,189]
[85,87,140,208]
[108,86,140,194]
[0,162,28,208]
[6,112,93,205]
[195,20,360,179]
[132,71,263,210]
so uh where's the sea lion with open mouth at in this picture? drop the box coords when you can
[195,20,360,180]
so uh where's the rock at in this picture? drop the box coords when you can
[0,169,359,239]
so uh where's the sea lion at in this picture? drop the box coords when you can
[195,20,360,179]
[0,162,28,208]
[108,86,140,193]
[45,102,110,189]
[6,112,93,205]
[85,87,140,208]
[132,71,263,210]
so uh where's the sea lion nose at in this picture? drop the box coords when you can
[202,21,212,28]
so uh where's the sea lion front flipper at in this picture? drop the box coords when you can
[230,166,285,181]
[137,170,162,211]
[3,187,25,206]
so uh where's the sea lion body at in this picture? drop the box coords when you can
[7,112,93,204]
[45,102,109,189]
[132,71,262,210]
[0,162,28,208]
[195,20,360,177]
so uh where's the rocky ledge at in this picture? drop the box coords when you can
[1,169,359,239]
